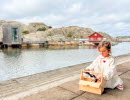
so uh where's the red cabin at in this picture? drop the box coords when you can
[88,32,103,45]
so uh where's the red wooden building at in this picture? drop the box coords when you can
[88,32,103,45]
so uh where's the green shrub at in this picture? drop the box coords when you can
[48,26,52,28]
[67,32,73,38]
[47,33,53,36]
[37,27,46,31]
[22,30,29,35]
[59,38,63,41]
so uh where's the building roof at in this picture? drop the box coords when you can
[88,32,103,38]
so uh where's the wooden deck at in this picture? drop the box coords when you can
[22,41,46,44]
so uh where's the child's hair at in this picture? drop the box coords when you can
[98,41,111,52]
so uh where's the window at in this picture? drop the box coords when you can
[97,38,101,41]
[94,34,97,36]
[12,28,18,41]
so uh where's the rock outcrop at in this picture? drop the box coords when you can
[23,26,115,42]
[27,23,49,33]
[0,20,115,42]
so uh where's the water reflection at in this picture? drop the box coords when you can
[0,42,130,82]
[79,45,98,49]
[2,48,21,57]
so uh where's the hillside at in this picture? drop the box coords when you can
[0,20,115,42]
[24,26,115,42]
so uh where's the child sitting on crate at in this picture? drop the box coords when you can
[85,41,123,90]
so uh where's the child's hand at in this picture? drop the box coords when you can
[85,69,90,71]
[98,77,101,81]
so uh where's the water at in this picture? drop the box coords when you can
[0,42,130,82]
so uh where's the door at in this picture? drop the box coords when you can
[12,28,18,42]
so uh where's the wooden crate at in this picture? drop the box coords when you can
[79,70,104,95]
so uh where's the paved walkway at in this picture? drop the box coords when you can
[19,61,130,100]
[0,54,130,100]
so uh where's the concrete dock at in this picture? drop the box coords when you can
[0,54,130,100]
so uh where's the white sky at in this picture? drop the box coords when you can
[0,0,130,37]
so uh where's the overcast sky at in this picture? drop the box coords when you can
[0,0,130,37]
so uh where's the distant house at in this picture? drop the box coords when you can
[2,25,22,47]
[88,32,103,45]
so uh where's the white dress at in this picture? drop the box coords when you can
[86,55,123,89]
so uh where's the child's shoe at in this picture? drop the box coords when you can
[116,84,123,90]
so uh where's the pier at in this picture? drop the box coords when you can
[22,41,48,47]
[0,41,49,48]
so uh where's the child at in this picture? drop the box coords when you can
[85,41,123,90]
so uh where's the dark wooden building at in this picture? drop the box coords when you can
[2,25,22,46]
[88,32,103,45]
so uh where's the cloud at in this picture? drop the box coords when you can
[0,0,130,36]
